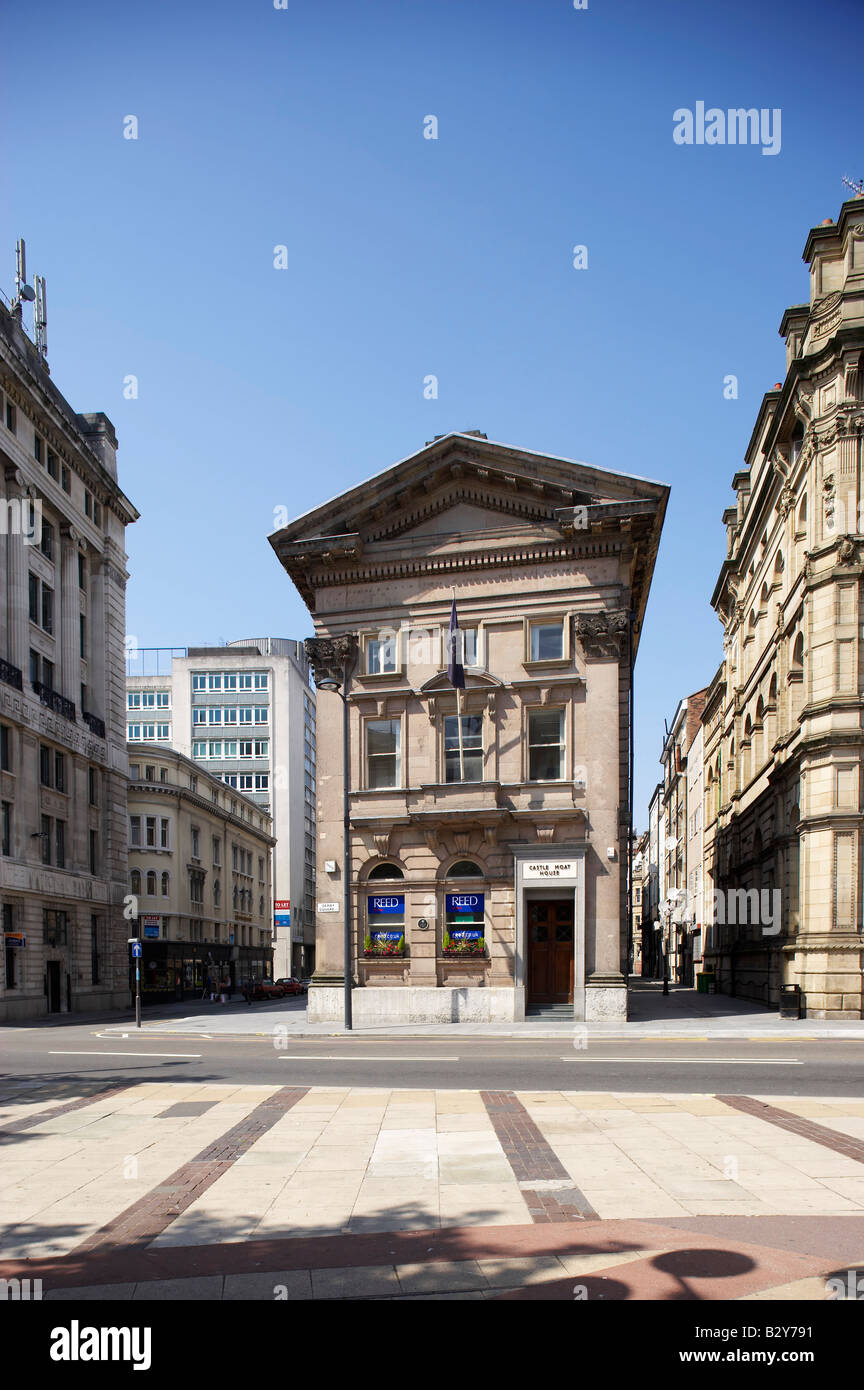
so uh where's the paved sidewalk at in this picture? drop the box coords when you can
[3,1079,864,1299]
[6,981,864,1040]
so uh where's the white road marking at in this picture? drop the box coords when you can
[559,1057,802,1065]
[277,1054,462,1061]
[49,1050,203,1059]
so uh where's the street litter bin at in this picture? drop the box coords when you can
[779,983,802,1019]
[696,970,715,995]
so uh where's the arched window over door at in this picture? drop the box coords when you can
[446,860,483,877]
[367,862,405,880]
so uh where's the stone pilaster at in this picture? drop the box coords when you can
[60,530,80,706]
[5,467,28,675]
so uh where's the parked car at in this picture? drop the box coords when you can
[276,977,307,996]
[251,978,287,1001]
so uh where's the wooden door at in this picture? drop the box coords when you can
[47,961,61,1013]
[527,900,574,1004]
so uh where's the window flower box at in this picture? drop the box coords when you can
[441,931,486,958]
[363,933,405,958]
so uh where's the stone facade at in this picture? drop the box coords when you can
[127,638,317,979]
[705,196,864,1018]
[126,744,274,999]
[270,432,668,1025]
[630,829,648,975]
[0,299,138,1020]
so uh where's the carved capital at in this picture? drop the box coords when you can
[777,483,795,518]
[838,536,857,565]
[305,634,358,687]
[573,609,630,660]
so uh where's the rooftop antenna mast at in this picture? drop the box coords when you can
[11,238,35,316]
[842,175,864,197]
[34,274,47,359]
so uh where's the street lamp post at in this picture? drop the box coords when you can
[305,635,357,1032]
[659,889,685,996]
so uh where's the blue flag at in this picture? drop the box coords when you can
[447,599,465,689]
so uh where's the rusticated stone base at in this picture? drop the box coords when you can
[307,985,518,1026]
[584,976,628,1021]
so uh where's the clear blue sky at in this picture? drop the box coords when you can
[2,0,862,823]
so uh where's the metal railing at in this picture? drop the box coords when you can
[32,681,75,721]
[0,657,22,690]
[82,710,106,738]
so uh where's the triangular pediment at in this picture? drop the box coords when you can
[270,432,666,549]
[394,499,523,539]
[269,432,670,638]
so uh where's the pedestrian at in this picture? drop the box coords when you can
[243,976,252,1005]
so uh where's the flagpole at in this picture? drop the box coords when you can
[452,588,465,783]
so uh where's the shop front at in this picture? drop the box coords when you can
[131,940,273,1003]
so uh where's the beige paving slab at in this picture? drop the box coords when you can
[757,1191,864,1214]
[436,1115,498,1132]
[224,1270,313,1300]
[311,1264,401,1299]
[312,1127,383,1144]
[396,1259,488,1293]
[478,1255,569,1287]
[45,1283,137,1301]
[133,1276,225,1300]
[295,1152,375,1174]
[820,1177,864,1204]
[740,1277,832,1301]
[558,1247,670,1277]
[579,1189,691,1219]
[367,1161,438,1180]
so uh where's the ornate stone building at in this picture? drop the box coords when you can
[1,295,138,1019]
[705,195,864,1017]
[126,744,274,1001]
[270,431,668,1024]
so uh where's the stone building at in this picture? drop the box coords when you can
[631,828,649,975]
[270,432,668,1024]
[127,638,316,978]
[705,195,864,1017]
[0,294,138,1020]
[658,688,708,986]
[127,744,274,1000]
[641,782,662,977]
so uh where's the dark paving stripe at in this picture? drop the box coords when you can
[75,1086,308,1253]
[480,1090,598,1221]
[0,1081,134,1137]
[716,1093,864,1164]
[158,1101,217,1118]
[643,1214,864,1263]
[0,1216,840,1292]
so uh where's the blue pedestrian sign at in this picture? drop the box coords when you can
[131,941,142,959]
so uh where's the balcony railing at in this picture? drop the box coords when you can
[0,658,22,690]
[83,710,106,739]
[32,681,76,722]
